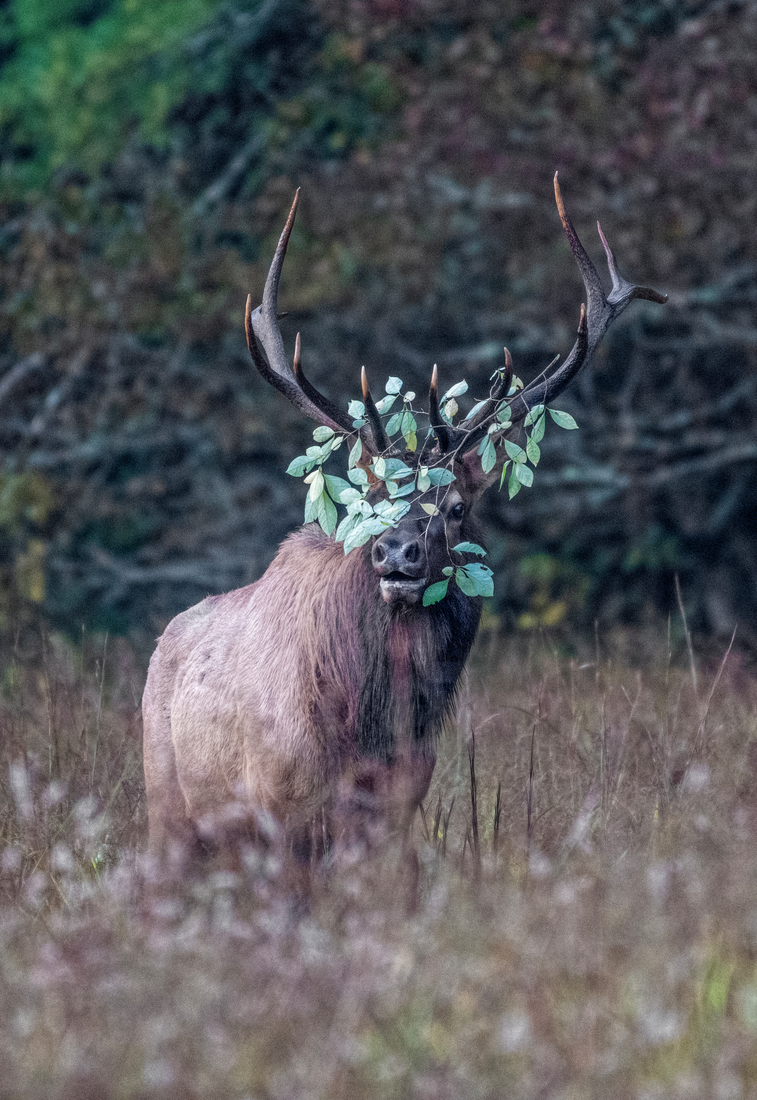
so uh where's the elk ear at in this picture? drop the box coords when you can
[356,443,381,490]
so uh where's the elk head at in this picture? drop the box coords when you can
[367,471,473,606]
[245,177,666,608]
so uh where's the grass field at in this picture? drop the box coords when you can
[2,623,757,1099]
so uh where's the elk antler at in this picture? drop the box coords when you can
[249,179,666,464]
[246,191,382,455]
[449,173,667,455]
[428,364,450,454]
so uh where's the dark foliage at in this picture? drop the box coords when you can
[1,0,757,646]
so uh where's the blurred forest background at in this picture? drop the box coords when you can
[0,0,755,653]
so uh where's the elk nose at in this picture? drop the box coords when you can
[372,534,422,575]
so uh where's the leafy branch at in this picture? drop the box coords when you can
[285,366,579,604]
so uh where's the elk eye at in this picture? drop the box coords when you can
[450,502,465,520]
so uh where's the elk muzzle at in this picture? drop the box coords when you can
[372,529,428,605]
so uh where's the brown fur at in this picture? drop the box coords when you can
[143,509,481,860]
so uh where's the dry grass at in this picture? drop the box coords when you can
[3,623,757,1099]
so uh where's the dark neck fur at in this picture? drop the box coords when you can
[356,583,481,763]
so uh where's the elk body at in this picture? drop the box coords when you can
[142,177,665,861]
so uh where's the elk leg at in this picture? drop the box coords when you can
[142,653,198,871]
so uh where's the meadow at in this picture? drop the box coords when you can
[1,621,757,1099]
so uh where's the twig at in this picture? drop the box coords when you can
[442,797,454,859]
[0,353,45,406]
[91,633,108,783]
[468,731,480,879]
[526,721,536,854]
[432,793,443,852]
[690,626,736,765]
[492,780,502,858]
[675,573,698,700]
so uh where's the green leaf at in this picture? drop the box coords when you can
[373,457,387,479]
[423,579,449,606]
[549,408,579,430]
[452,542,487,557]
[444,398,458,420]
[375,394,397,414]
[464,399,488,421]
[504,440,526,463]
[375,500,411,524]
[443,381,468,400]
[382,459,414,480]
[324,474,352,501]
[364,515,392,534]
[417,470,431,491]
[496,402,512,425]
[524,404,545,427]
[348,467,369,486]
[401,409,417,436]
[308,468,325,502]
[305,438,335,462]
[420,503,439,516]
[455,567,479,598]
[405,431,418,452]
[318,492,337,535]
[426,467,456,487]
[389,480,416,498]
[457,562,494,598]
[342,514,389,553]
[464,561,494,583]
[348,437,363,469]
[348,400,365,419]
[313,426,335,442]
[386,412,403,435]
[339,487,362,505]
[508,470,522,499]
[342,523,375,554]
[442,566,454,576]
[480,435,497,474]
[286,455,316,477]
[499,461,510,489]
[304,493,319,523]
[335,512,362,544]
[514,463,534,488]
[526,437,541,466]
[531,412,546,444]
[385,376,403,395]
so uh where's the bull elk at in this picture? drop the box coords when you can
[142,176,665,864]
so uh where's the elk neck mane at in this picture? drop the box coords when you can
[260,523,482,764]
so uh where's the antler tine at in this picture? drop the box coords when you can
[360,367,391,453]
[291,330,371,439]
[464,174,666,443]
[247,191,375,449]
[246,291,343,433]
[428,364,450,454]
[507,175,665,424]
